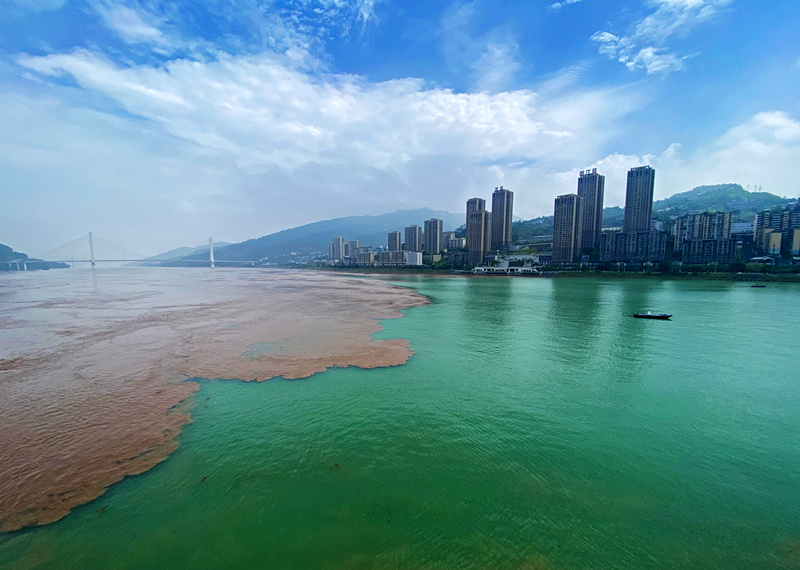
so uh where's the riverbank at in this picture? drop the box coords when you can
[299,265,800,283]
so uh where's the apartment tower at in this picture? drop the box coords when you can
[387,231,402,252]
[623,166,656,232]
[577,169,605,250]
[553,194,583,264]
[329,236,345,261]
[424,218,443,255]
[467,211,491,266]
[405,225,423,252]
[491,186,514,252]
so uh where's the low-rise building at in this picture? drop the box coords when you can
[682,239,738,264]
[378,251,406,265]
[406,252,422,266]
[356,252,375,265]
[599,231,667,263]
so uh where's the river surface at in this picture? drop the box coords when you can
[1,270,799,569]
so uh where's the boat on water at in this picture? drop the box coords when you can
[634,311,672,320]
[751,284,766,288]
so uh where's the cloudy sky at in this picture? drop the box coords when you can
[1,0,799,256]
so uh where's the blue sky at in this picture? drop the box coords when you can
[1,0,799,255]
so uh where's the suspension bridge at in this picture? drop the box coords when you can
[1,233,233,271]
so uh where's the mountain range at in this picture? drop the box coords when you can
[0,243,67,270]
[181,208,464,262]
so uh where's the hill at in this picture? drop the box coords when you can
[652,184,791,221]
[144,241,232,262]
[513,184,795,241]
[0,242,67,270]
[1,242,28,263]
[183,208,464,262]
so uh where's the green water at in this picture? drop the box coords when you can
[3,277,800,569]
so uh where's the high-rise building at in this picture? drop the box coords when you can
[623,166,656,232]
[328,236,345,261]
[388,231,402,252]
[424,218,443,255]
[553,194,583,264]
[467,210,491,266]
[347,240,360,257]
[405,225,422,252]
[491,186,514,252]
[466,198,486,216]
[465,198,484,256]
[753,205,800,255]
[577,169,605,250]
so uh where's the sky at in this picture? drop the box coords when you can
[1,0,799,256]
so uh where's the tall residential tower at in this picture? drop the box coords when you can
[491,186,514,252]
[553,194,583,264]
[623,166,656,232]
[424,218,443,255]
[388,231,402,252]
[577,169,604,250]
[405,225,422,252]
[466,198,491,266]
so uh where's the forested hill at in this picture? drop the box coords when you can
[182,208,463,261]
[0,242,67,270]
[513,184,796,242]
[652,184,790,217]
[1,242,28,263]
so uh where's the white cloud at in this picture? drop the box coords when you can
[19,49,641,173]
[550,0,582,11]
[556,111,800,210]
[592,0,731,74]
[439,1,523,92]
[473,42,521,92]
[91,1,168,45]
[8,45,647,253]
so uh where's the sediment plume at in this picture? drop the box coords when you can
[0,270,428,532]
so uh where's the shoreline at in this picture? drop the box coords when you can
[0,271,430,533]
[298,266,800,283]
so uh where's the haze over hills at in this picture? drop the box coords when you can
[144,242,231,262]
[513,184,796,242]
[182,208,464,262]
[0,242,67,270]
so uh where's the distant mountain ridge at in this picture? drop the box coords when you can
[652,184,790,218]
[183,208,464,262]
[0,242,67,270]
[514,184,796,241]
[145,241,231,262]
[0,242,28,263]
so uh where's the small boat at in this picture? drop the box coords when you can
[634,311,672,320]
[751,284,766,288]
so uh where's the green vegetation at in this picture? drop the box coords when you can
[652,183,792,222]
[0,242,27,263]
[182,208,464,262]
[0,242,67,270]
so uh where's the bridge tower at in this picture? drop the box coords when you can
[89,232,96,270]
[209,238,215,269]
